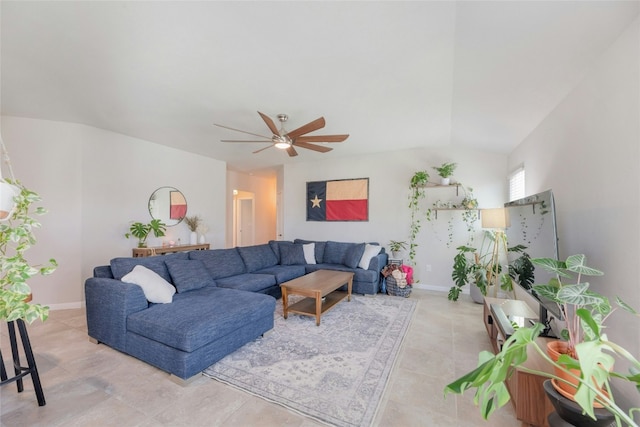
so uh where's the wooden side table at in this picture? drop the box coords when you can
[132,243,210,257]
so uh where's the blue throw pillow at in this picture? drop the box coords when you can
[344,243,366,269]
[279,243,306,265]
[165,259,216,293]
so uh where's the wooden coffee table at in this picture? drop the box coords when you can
[281,270,354,326]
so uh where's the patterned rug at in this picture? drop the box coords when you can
[203,294,416,427]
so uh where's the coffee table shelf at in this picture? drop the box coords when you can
[287,291,349,319]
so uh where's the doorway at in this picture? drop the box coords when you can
[233,190,255,247]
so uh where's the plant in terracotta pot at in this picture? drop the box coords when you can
[432,162,457,185]
[0,180,57,323]
[444,254,640,426]
[125,219,167,248]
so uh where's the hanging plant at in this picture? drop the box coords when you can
[0,180,57,323]
[460,186,479,244]
[408,171,429,263]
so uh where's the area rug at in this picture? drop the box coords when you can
[203,294,416,427]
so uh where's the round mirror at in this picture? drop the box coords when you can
[148,186,187,227]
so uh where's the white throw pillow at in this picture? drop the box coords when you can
[121,265,175,304]
[303,243,316,264]
[358,244,382,269]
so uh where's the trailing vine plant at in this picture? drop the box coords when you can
[0,180,57,323]
[408,171,429,263]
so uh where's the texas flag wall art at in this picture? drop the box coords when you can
[307,178,369,221]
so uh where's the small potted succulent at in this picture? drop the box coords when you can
[433,162,457,185]
[125,219,167,248]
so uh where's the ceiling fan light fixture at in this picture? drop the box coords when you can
[274,141,291,149]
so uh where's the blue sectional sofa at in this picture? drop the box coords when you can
[85,240,387,382]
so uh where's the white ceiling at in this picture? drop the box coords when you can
[2,1,638,175]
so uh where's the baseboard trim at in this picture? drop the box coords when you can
[47,301,84,311]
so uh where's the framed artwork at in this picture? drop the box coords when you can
[307,178,369,221]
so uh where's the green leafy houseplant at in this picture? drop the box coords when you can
[125,219,167,248]
[448,232,529,301]
[388,240,407,258]
[445,254,640,426]
[408,171,429,263]
[0,180,57,323]
[433,162,457,179]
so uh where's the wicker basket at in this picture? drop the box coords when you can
[386,276,411,298]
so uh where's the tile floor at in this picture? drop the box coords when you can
[1,290,521,426]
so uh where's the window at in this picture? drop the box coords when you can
[509,166,525,201]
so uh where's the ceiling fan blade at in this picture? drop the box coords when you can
[293,141,333,153]
[295,134,349,143]
[253,145,274,154]
[286,146,298,157]
[222,140,272,143]
[286,117,326,140]
[257,111,280,136]
[214,123,272,140]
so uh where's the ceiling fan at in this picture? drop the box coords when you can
[214,112,349,157]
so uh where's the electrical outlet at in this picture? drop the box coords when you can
[425,264,432,272]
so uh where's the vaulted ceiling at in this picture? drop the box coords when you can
[2,1,638,175]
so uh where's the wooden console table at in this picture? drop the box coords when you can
[132,243,209,257]
[483,297,554,427]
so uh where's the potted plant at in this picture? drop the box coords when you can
[408,171,429,263]
[388,240,407,259]
[184,215,201,245]
[0,180,57,323]
[432,162,457,185]
[449,233,528,302]
[125,219,167,248]
[444,254,640,426]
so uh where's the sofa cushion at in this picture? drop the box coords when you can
[237,244,278,272]
[323,241,365,267]
[279,243,306,265]
[188,248,246,279]
[294,239,326,263]
[358,244,382,269]
[345,243,366,268]
[215,273,277,293]
[127,287,275,352]
[255,265,306,284]
[305,264,378,283]
[165,259,216,293]
[268,240,293,264]
[121,265,175,304]
[110,252,189,282]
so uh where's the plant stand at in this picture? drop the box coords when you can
[0,318,46,406]
[543,380,614,427]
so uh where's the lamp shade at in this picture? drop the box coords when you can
[481,207,510,229]
[0,181,18,221]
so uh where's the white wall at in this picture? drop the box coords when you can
[283,146,508,290]
[509,18,639,410]
[1,116,227,309]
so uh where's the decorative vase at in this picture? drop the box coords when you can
[440,177,450,185]
[543,380,615,427]
[189,231,197,245]
[199,234,205,244]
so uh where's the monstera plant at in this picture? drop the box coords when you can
[0,179,57,323]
